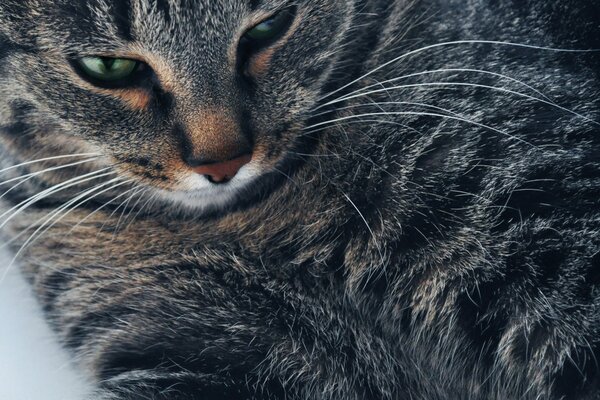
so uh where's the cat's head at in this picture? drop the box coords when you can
[0,0,357,212]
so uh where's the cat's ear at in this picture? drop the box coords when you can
[0,0,35,47]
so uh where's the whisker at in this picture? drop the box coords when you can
[3,178,129,279]
[118,190,159,235]
[317,67,553,111]
[322,81,600,127]
[303,110,536,147]
[340,191,385,267]
[318,39,600,102]
[112,188,158,241]
[310,100,461,121]
[112,186,147,235]
[4,178,127,251]
[0,168,114,231]
[0,152,101,176]
[0,157,100,200]
[68,182,140,235]
[108,187,152,236]
[272,167,298,187]
[19,177,128,246]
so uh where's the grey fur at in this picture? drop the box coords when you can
[0,0,599,399]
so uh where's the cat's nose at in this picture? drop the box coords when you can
[180,109,253,184]
[190,154,252,184]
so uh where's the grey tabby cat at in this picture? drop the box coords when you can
[0,0,599,398]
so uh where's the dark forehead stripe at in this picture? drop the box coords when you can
[249,0,260,11]
[57,2,92,25]
[111,0,134,41]
[155,0,172,23]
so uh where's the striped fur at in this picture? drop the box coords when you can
[0,0,599,399]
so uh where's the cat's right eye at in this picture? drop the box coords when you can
[74,56,145,87]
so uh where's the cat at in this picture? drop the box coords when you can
[0,0,599,399]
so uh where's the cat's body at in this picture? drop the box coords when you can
[0,0,599,399]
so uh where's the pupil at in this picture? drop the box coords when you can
[102,58,116,70]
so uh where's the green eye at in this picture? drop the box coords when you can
[77,57,138,82]
[245,9,294,42]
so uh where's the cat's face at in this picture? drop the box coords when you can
[0,0,355,212]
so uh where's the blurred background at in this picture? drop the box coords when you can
[0,249,92,400]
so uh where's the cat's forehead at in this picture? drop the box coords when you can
[42,0,287,48]
[56,0,284,23]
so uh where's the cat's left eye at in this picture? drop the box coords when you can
[76,57,141,83]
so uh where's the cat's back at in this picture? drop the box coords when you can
[352,0,600,398]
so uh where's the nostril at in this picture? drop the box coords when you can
[205,174,230,184]
[192,154,252,184]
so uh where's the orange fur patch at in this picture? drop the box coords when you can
[185,109,249,162]
[247,48,276,77]
[112,89,152,110]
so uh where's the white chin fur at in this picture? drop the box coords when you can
[155,162,261,214]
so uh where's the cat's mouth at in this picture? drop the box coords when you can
[190,154,253,185]
[150,149,276,214]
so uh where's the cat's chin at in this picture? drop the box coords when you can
[156,184,253,215]
[139,145,308,217]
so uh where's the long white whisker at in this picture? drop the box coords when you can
[101,186,150,237]
[0,153,100,176]
[272,167,298,187]
[0,157,100,187]
[70,184,140,235]
[112,186,147,235]
[119,189,156,234]
[323,81,600,127]
[16,177,128,249]
[3,178,129,280]
[3,178,128,250]
[317,67,553,111]
[303,111,536,147]
[0,157,100,200]
[310,100,462,121]
[0,168,114,230]
[340,191,385,266]
[318,39,600,102]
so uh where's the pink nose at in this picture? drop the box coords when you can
[193,154,252,183]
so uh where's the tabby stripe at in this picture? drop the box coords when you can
[155,0,172,24]
[39,267,78,313]
[249,0,261,11]
[0,100,35,138]
[64,302,134,350]
[111,0,134,42]
[0,36,15,61]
